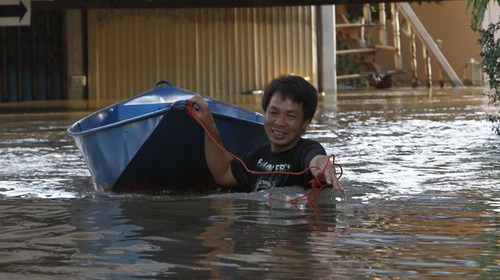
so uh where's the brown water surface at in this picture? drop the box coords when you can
[0,87,498,279]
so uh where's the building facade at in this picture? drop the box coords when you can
[0,1,490,108]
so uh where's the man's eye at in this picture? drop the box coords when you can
[287,114,297,120]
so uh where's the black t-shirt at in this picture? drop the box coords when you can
[230,138,326,192]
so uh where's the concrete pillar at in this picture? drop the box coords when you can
[318,5,336,96]
[65,10,86,100]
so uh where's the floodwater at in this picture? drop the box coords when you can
[0,88,498,279]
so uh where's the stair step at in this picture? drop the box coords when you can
[337,73,374,80]
[374,44,398,52]
[336,48,376,55]
[337,70,404,81]
[336,23,376,29]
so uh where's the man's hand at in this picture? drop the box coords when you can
[188,95,217,130]
[310,155,344,193]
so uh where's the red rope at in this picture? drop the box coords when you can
[185,100,342,203]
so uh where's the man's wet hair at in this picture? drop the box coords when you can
[261,75,318,121]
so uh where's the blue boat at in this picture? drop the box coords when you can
[68,81,267,193]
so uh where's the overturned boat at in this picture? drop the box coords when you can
[68,81,267,193]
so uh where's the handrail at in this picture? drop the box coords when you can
[396,2,464,87]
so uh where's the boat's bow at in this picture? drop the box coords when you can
[68,81,267,193]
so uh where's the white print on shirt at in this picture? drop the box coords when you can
[256,158,291,172]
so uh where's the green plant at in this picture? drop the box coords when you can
[479,23,500,133]
[479,23,500,104]
[467,0,500,134]
[467,0,499,31]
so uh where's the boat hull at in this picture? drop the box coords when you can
[68,82,267,193]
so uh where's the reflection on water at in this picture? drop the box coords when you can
[0,112,93,198]
[0,88,498,279]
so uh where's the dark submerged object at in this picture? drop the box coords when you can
[68,81,267,193]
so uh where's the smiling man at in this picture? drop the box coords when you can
[189,75,343,193]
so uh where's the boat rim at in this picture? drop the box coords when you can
[67,100,264,137]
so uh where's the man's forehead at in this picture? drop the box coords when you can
[271,91,301,104]
[268,94,303,112]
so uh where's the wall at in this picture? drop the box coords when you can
[87,7,316,106]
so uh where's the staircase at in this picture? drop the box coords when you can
[335,3,463,89]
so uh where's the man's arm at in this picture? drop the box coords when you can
[188,95,237,186]
[309,154,344,193]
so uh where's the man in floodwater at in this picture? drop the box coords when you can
[189,75,343,193]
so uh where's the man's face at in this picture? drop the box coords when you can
[264,92,310,153]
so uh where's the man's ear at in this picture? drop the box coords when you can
[304,118,312,127]
[302,118,312,132]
